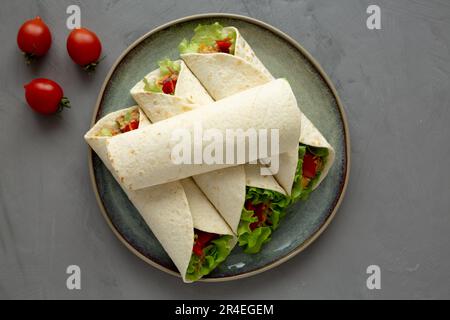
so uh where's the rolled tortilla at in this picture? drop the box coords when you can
[131,60,213,122]
[109,79,301,191]
[299,113,335,190]
[181,27,334,194]
[85,106,234,282]
[131,64,286,233]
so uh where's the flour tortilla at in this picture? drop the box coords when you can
[131,66,246,232]
[181,28,334,194]
[107,79,301,191]
[131,62,246,232]
[131,66,286,232]
[84,106,233,282]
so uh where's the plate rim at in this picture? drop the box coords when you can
[88,13,351,282]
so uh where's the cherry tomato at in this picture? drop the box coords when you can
[67,28,102,71]
[24,78,70,115]
[302,152,318,179]
[17,17,52,62]
[216,39,232,53]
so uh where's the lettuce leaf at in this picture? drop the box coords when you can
[238,226,272,254]
[186,235,234,282]
[237,187,290,254]
[290,145,307,202]
[143,77,162,93]
[158,59,181,76]
[99,127,113,137]
[179,22,237,54]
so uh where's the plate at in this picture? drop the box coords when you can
[89,14,350,281]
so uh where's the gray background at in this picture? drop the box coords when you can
[0,0,449,300]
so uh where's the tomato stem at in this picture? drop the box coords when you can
[58,97,71,113]
[23,52,37,65]
[82,56,106,73]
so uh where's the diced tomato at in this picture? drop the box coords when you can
[248,203,268,231]
[120,119,139,133]
[216,39,232,53]
[245,200,255,211]
[192,230,218,256]
[129,119,139,130]
[193,244,204,257]
[302,152,318,179]
[196,231,217,246]
[162,78,176,94]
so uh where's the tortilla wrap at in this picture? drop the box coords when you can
[299,113,335,189]
[131,61,247,232]
[131,65,286,232]
[85,106,233,282]
[181,28,334,194]
[108,79,301,191]
[130,60,213,122]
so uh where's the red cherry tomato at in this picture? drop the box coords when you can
[24,78,70,115]
[67,28,102,70]
[17,17,52,62]
[302,152,318,179]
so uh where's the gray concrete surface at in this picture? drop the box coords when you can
[0,0,449,299]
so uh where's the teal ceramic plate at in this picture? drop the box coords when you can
[89,14,350,281]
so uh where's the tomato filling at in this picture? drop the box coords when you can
[245,201,270,231]
[198,38,233,54]
[301,151,323,188]
[192,230,219,257]
[98,109,140,137]
[161,76,177,95]
[216,38,233,53]
[116,109,140,133]
[142,60,180,95]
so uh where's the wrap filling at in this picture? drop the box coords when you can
[179,23,237,55]
[143,59,180,95]
[186,229,234,281]
[97,109,140,137]
[291,144,329,202]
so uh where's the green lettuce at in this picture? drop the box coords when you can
[99,127,113,137]
[179,22,237,54]
[186,235,233,282]
[291,144,329,202]
[237,187,290,254]
[143,77,162,93]
[290,145,307,202]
